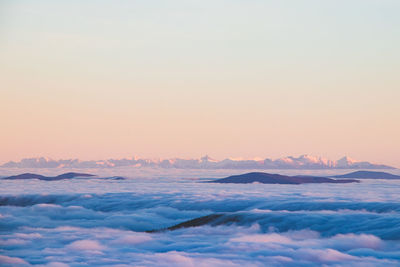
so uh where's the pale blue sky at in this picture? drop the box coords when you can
[1,0,399,166]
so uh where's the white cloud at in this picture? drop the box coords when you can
[66,240,106,252]
[1,171,400,265]
[0,255,28,265]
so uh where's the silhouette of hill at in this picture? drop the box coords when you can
[333,171,400,179]
[3,172,95,181]
[209,172,358,184]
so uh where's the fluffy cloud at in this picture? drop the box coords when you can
[66,240,106,252]
[1,173,400,265]
[0,255,28,265]
[112,234,152,245]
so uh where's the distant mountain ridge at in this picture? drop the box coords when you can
[0,155,394,170]
[3,172,95,181]
[209,172,359,184]
[333,171,400,179]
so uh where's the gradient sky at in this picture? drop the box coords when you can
[1,0,399,166]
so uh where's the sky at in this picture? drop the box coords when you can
[1,0,399,167]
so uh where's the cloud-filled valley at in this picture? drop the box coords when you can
[1,171,400,266]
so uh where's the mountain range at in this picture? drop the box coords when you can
[0,155,394,169]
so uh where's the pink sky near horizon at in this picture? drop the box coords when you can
[1,1,399,167]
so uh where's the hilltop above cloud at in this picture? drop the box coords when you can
[0,155,394,170]
[3,172,95,181]
[208,172,359,184]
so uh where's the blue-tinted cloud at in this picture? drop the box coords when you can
[1,177,400,266]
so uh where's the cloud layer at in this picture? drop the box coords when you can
[1,175,400,266]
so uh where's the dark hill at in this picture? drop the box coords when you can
[333,171,400,179]
[55,172,95,179]
[3,172,95,181]
[209,172,359,184]
[147,214,225,233]
[3,173,47,180]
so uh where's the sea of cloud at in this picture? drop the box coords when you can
[1,168,400,266]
